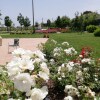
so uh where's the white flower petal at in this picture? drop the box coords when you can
[14,73,34,92]
[38,71,49,81]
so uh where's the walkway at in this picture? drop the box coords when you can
[0,38,48,65]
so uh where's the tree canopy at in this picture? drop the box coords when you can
[4,16,12,31]
[23,16,31,29]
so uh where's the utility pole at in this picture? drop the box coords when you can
[32,0,35,33]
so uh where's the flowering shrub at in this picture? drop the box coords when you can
[6,48,49,100]
[0,66,13,100]
[41,39,100,99]
[0,39,100,100]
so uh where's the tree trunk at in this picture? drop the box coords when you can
[7,27,8,32]
[10,27,11,32]
[21,26,22,31]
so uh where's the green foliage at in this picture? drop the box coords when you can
[0,39,100,99]
[86,25,97,33]
[0,33,43,38]
[0,66,13,99]
[48,33,100,58]
[94,28,100,37]
[61,16,70,28]
[41,39,57,60]
[4,16,12,31]
[1,32,100,58]
[47,19,51,27]
[41,40,100,99]
[17,13,24,26]
[71,11,100,31]
[83,11,93,14]
[17,13,24,31]
[23,16,31,29]
[71,12,82,31]
[55,16,70,28]
[50,22,56,28]
[4,16,12,27]
[55,16,61,28]
[35,22,39,27]
[0,10,1,16]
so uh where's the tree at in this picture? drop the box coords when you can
[47,19,51,27]
[50,22,56,28]
[23,16,31,30]
[60,16,70,28]
[71,11,100,31]
[17,13,24,31]
[55,16,61,28]
[79,14,84,31]
[0,11,1,17]
[35,22,39,27]
[71,12,81,31]
[4,16,12,32]
[82,11,100,30]
[83,11,92,15]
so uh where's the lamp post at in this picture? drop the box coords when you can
[32,0,35,33]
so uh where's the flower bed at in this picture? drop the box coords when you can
[0,39,100,100]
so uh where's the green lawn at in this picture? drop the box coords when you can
[0,32,100,58]
[0,33,43,38]
[49,33,100,58]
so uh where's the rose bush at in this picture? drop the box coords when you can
[0,39,100,100]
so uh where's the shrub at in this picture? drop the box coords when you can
[86,25,97,33]
[1,40,100,99]
[60,28,70,33]
[94,28,100,37]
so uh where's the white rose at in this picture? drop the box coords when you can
[40,62,47,68]
[79,55,83,58]
[12,48,26,57]
[62,42,69,46]
[33,58,41,64]
[58,77,62,81]
[8,98,20,100]
[25,98,32,100]
[86,88,95,97]
[50,59,55,65]
[64,85,79,97]
[33,50,46,61]
[25,50,34,57]
[66,62,74,71]
[81,58,91,64]
[38,71,49,81]
[14,73,34,92]
[64,96,73,100]
[7,59,21,79]
[19,59,34,71]
[31,86,48,100]
[64,85,73,93]
[61,73,65,78]
[76,70,83,79]
[54,53,61,57]
[40,62,49,75]
[64,47,77,55]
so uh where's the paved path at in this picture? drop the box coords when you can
[0,38,48,65]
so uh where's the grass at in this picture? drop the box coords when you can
[0,33,43,38]
[0,32,100,97]
[0,32,100,58]
[49,33,100,58]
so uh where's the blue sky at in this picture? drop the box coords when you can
[0,0,100,26]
